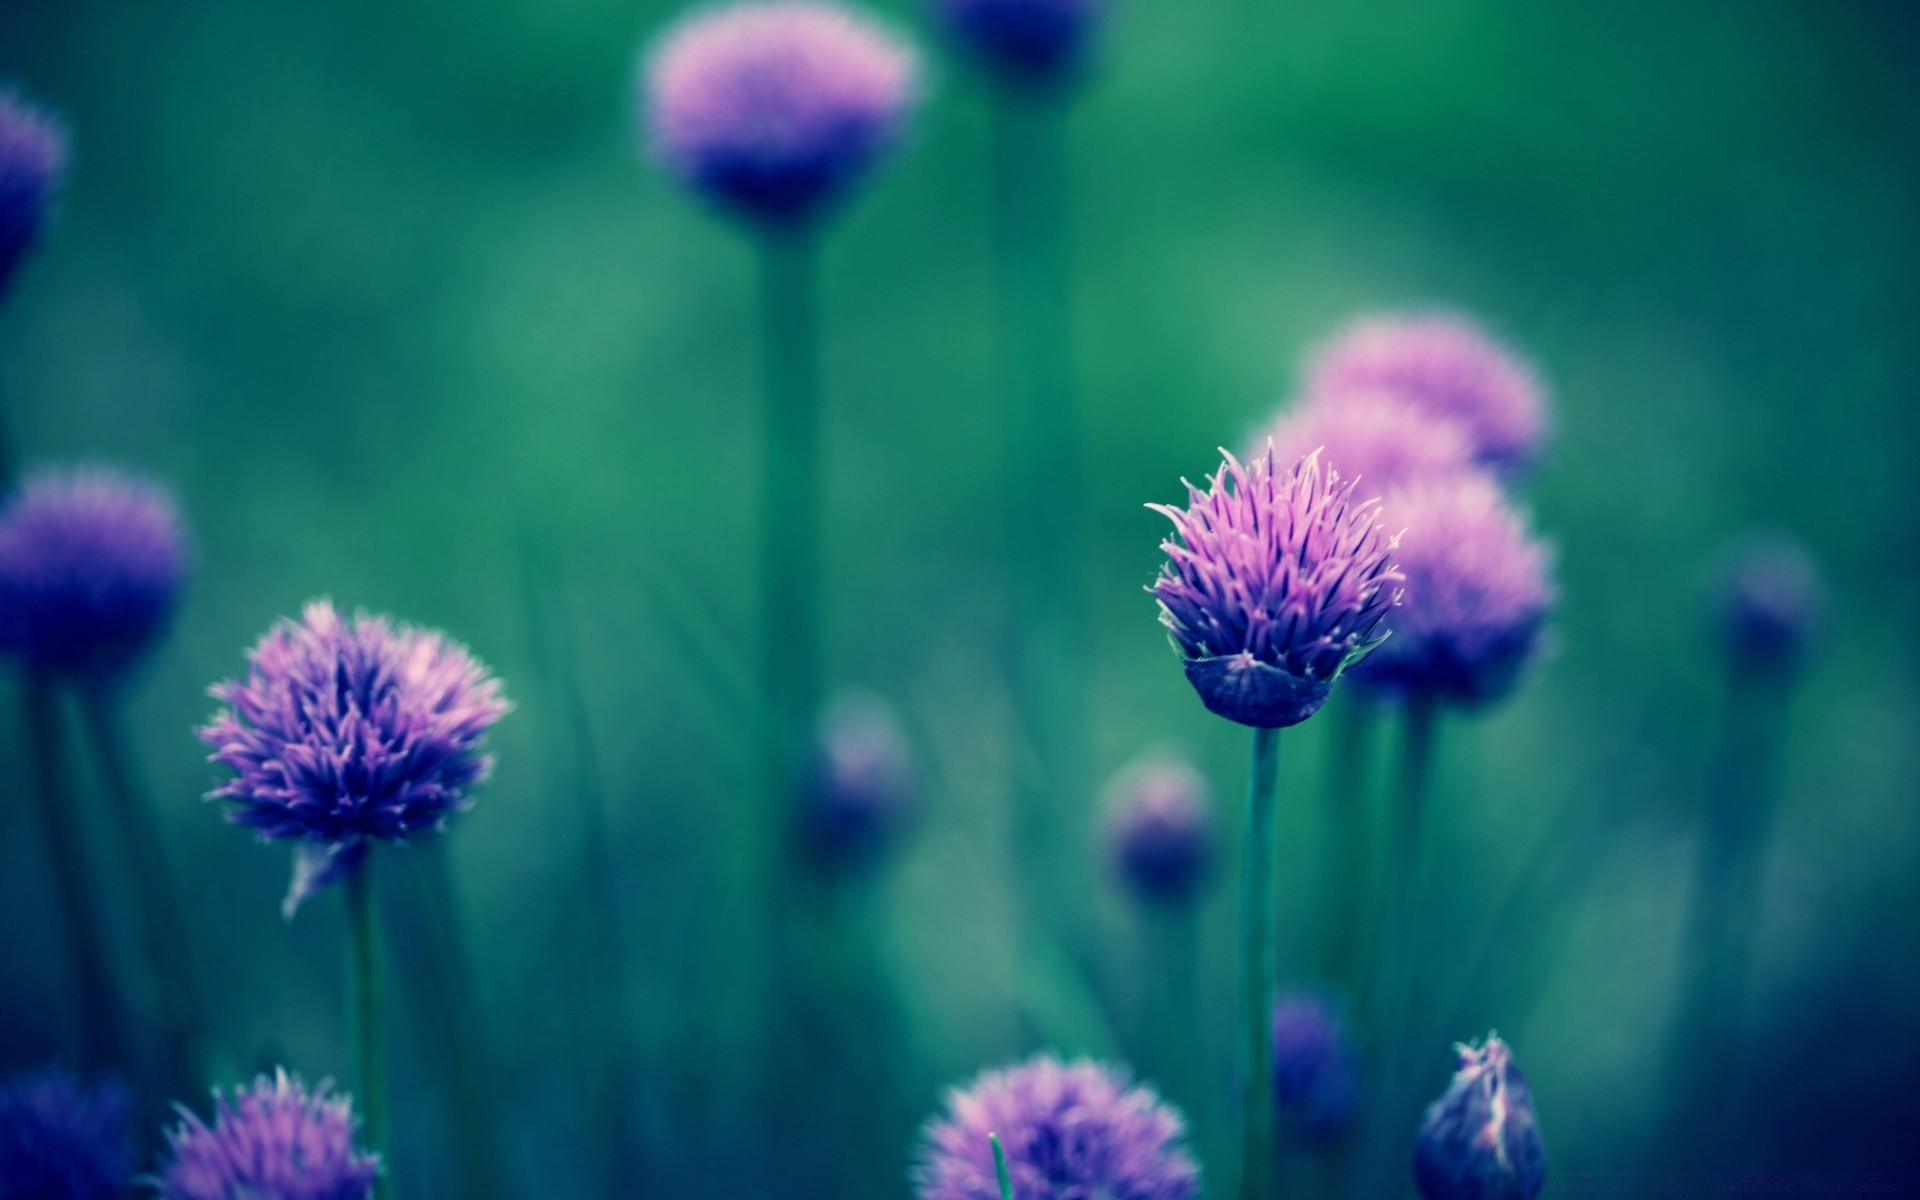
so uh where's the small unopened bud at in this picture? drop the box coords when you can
[1413,1034,1545,1200]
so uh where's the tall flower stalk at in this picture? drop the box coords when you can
[1151,447,1402,1200]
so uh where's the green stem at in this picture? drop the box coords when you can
[78,686,205,1095]
[23,680,126,1068]
[346,864,390,1198]
[1238,726,1280,1200]
[993,89,1086,955]
[991,1133,1015,1200]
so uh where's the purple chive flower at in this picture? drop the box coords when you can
[1413,1035,1545,1200]
[155,1071,381,1200]
[1101,751,1216,906]
[1256,391,1478,501]
[928,0,1112,91]
[1150,447,1402,729]
[797,689,917,872]
[1351,475,1554,708]
[0,88,70,301]
[0,468,190,684]
[1702,532,1828,681]
[1304,312,1549,477]
[0,1070,133,1200]
[199,599,509,919]
[642,1,921,227]
[1270,990,1361,1148]
[914,1055,1200,1200]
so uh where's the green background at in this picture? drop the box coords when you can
[2,0,1917,1193]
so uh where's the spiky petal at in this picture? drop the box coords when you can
[1413,1035,1546,1200]
[1150,446,1401,728]
[155,1071,380,1200]
[642,1,921,227]
[1304,312,1549,477]
[199,599,509,917]
[913,1055,1200,1200]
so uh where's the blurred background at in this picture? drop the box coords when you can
[2,0,1917,1194]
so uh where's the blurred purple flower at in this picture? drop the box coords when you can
[928,0,1111,91]
[1413,1035,1545,1200]
[1304,312,1549,477]
[913,1055,1199,1200]
[0,467,189,684]
[642,1,921,227]
[200,599,509,918]
[1351,475,1554,708]
[155,1070,380,1200]
[1101,750,1215,906]
[0,1069,132,1200]
[1702,532,1827,681]
[1256,391,1477,501]
[798,688,916,872]
[1150,447,1402,728]
[0,87,69,300]
[1271,990,1360,1148]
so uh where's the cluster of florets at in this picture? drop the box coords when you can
[643,1,920,227]
[1151,446,1402,728]
[913,1055,1200,1200]
[154,1071,380,1200]
[200,599,509,916]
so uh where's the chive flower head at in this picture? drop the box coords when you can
[0,467,189,685]
[1271,990,1361,1148]
[1101,750,1215,907]
[1257,391,1477,500]
[0,1070,132,1200]
[1413,1035,1545,1200]
[913,1054,1200,1200]
[0,87,69,300]
[1305,312,1549,477]
[1150,446,1402,728]
[200,599,509,918]
[1351,475,1554,708]
[154,1071,380,1200]
[643,1,920,227]
[1702,532,1827,681]
[798,689,916,873]
[928,0,1112,91]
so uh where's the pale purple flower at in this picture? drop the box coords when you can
[1271,990,1361,1147]
[1255,391,1478,501]
[0,1069,132,1200]
[642,1,921,226]
[913,1055,1199,1200]
[154,1071,380,1200]
[1413,1035,1545,1200]
[1352,475,1554,708]
[1304,312,1549,476]
[1702,532,1827,681]
[928,0,1112,90]
[0,467,190,684]
[798,689,917,872]
[0,87,69,300]
[199,599,509,918]
[1100,751,1215,906]
[1150,447,1402,728]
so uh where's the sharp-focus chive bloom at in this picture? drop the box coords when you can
[1304,313,1549,477]
[1150,447,1402,729]
[0,88,69,301]
[1351,475,1554,708]
[642,1,921,227]
[199,599,509,918]
[913,1055,1200,1200]
[1101,751,1216,906]
[1270,990,1361,1148]
[1413,1035,1546,1200]
[0,468,189,684]
[0,1070,132,1200]
[1702,532,1828,681]
[928,0,1111,91]
[155,1071,381,1200]
[797,689,916,872]
[1256,391,1478,501]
